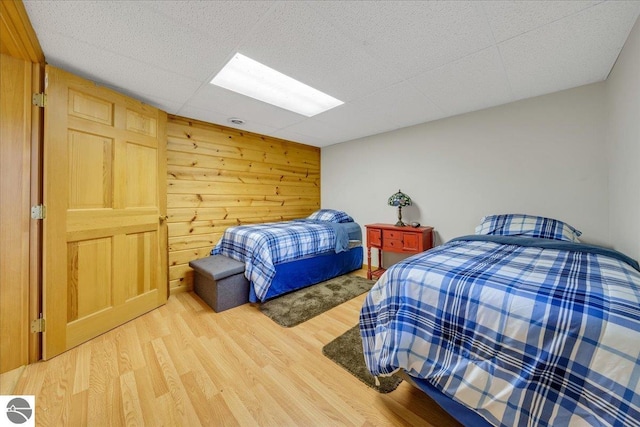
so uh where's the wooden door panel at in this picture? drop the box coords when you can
[126,109,157,137]
[68,131,113,209]
[126,231,158,298]
[68,89,114,125]
[126,142,157,207]
[43,65,167,359]
[67,238,113,321]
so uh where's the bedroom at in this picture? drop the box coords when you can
[1,1,639,425]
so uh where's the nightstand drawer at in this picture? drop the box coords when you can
[383,239,403,250]
[383,230,403,240]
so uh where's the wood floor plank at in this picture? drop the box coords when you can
[133,368,164,426]
[288,362,367,426]
[141,341,170,398]
[119,371,145,427]
[220,387,260,426]
[0,365,25,394]
[180,370,232,427]
[37,351,76,426]
[155,392,182,425]
[12,269,462,426]
[68,389,88,426]
[180,350,217,399]
[116,322,146,373]
[162,335,193,376]
[261,363,350,426]
[150,338,201,426]
[73,343,91,394]
[251,382,300,426]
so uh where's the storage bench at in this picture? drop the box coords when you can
[189,255,250,312]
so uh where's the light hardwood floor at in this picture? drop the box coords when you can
[8,270,462,426]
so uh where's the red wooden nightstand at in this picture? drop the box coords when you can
[365,223,434,280]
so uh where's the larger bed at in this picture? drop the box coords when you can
[211,209,363,302]
[360,214,640,427]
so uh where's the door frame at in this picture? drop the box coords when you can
[29,62,44,363]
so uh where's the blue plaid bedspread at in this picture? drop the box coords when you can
[211,219,354,302]
[360,235,640,427]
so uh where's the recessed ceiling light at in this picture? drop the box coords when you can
[227,117,245,125]
[210,53,344,117]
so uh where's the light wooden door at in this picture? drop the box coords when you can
[42,65,168,359]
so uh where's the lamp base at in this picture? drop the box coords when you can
[395,206,407,227]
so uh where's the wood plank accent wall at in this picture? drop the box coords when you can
[166,115,321,294]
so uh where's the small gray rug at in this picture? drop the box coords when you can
[322,325,403,393]
[259,275,375,327]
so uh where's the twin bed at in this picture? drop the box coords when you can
[360,214,640,427]
[210,209,363,302]
[210,210,640,425]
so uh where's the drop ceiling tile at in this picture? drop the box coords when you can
[185,84,308,130]
[276,116,377,147]
[145,1,274,38]
[500,1,640,100]
[177,105,281,137]
[25,1,225,81]
[143,1,276,80]
[282,82,446,145]
[408,47,514,116]
[310,0,494,76]
[270,127,338,147]
[137,95,185,115]
[236,1,402,102]
[311,104,400,139]
[36,32,201,106]
[483,1,602,43]
[368,82,449,129]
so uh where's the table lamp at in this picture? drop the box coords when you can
[388,189,412,227]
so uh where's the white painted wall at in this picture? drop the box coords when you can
[607,16,640,262]
[322,82,609,266]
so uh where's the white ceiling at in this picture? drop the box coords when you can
[23,1,640,147]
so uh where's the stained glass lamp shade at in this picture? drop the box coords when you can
[388,189,412,227]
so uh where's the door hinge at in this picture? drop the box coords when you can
[31,316,45,333]
[32,92,47,108]
[31,204,46,220]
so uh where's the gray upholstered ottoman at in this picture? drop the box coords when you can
[189,255,250,312]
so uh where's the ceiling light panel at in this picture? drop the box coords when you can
[210,53,344,117]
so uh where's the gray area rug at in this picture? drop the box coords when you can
[322,325,403,393]
[259,275,375,327]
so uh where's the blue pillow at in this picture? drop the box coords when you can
[307,209,354,223]
[475,214,581,242]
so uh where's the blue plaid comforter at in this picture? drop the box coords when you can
[360,235,640,427]
[211,219,353,302]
